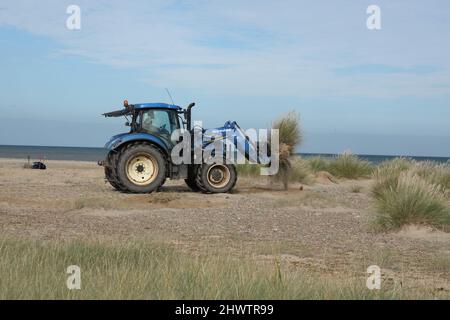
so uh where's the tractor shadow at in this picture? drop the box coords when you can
[157,185,197,193]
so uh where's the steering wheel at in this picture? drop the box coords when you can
[159,124,170,135]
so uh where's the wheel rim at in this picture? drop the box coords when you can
[206,164,230,189]
[125,153,158,186]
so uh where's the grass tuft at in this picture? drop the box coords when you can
[271,111,303,189]
[327,152,374,179]
[373,170,450,231]
[413,161,450,193]
[272,111,302,148]
[372,158,412,199]
[308,157,330,173]
[289,158,311,184]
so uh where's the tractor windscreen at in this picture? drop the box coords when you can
[139,109,179,138]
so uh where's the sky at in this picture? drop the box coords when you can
[0,0,449,156]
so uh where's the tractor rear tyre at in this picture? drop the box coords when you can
[105,167,123,191]
[104,151,126,191]
[116,143,166,193]
[196,163,237,193]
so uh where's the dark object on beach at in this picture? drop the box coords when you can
[32,161,46,170]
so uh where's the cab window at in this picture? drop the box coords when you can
[140,109,179,137]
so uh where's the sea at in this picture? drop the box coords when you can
[0,145,448,164]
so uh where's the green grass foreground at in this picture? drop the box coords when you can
[0,238,424,300]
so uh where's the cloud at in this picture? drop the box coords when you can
[1,0,450,98]
[334,64,440,76]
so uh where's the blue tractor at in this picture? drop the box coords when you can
[99,100,269,193]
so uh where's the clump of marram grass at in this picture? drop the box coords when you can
[372,158,450,231]
[270,156,311,185]
[372,158,413,199]
[373,172,450,231]
[373,158,449,198]
[383,157,413,172]
[413,161,450,193]
[307,156,330,173]
[271,111,303,190]
[289,157,311,184]
[238,157,312,185]
[327,152,373,179]
[272,111,303,148]
[305,153,374,179]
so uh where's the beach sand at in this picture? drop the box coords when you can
[0,158,449,296]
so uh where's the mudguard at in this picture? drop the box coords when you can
[104,132,170,154]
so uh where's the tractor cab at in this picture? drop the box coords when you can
[134,105,181,147]
[103,100,191,148]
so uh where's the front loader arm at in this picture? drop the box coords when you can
[203,121,272,164]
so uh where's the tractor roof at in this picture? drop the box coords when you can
[103,102,181,117]
[134,102,181,110]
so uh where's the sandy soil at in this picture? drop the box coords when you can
[0,158,449,296]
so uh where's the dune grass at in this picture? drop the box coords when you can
[270,157,312,185]
[372,159,450,231]
[308,156,330,173]
[237,153,374,184]
[289,158,311,183]
[236,158,311,184]
[271,111,303,189]
[0,237,425,300]
[327,153,374,179]
[414,161,450,192]
[306,153,373,179]
[372,158,413,199]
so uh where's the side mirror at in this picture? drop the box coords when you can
[125,121,130,126]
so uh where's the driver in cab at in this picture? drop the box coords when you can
[141,110,171,137]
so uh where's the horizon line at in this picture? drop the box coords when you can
[0,144,448,160]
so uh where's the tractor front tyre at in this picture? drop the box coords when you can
[116,143,166,193]
[196,163,237,193]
